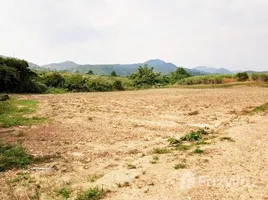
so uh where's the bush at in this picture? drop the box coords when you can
[0,57,39,93]
[130,65,161,87]
[85,79,113,92]
[251,73,268,82]
[178,75,226,85]
[170,67,191,84]
[236,72,249,81]
[64,75,88,92]
[42,72,65,87]
[76,188,107,200]
[112,80,124,90]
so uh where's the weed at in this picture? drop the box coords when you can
[76,188,107,200]
[167,137,181,145]
[195,140,209,145]
[220,137,235,142]
[152,147,170,154]
[174,164,187,169]
[58,187,71,199]
[87,173,104,182]
[251,102,268,113]
[126,164,137,169]
[194,148,204,154]
[153,155,159,161]
[175,144,191,151]
[180,129,209,142]
[8,173,30,184]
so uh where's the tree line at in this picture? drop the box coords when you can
[0,57,267,93]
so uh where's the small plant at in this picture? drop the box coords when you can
[251,102,268,113]
[180,129,209,142]
[175,144,191,151]
[76,188,107,200]
[167,137,181,145]
[58,187,71,199]
[220,137,235,142]
[150,157,158,164]
[152,147,170,154]
[194,148,204,154]
[174,164,187,170]
[153,155,159,161]
[195,140,208,145]
[87,173,104,182]
[126,164,137,169]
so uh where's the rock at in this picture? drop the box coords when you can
[0,94,9,101]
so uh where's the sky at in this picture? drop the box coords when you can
[0,0,268,71]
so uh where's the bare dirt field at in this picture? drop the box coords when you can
[1,87,268,200]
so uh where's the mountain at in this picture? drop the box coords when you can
[40,59,207,76]
[42,61,79,70]
[193,66,233,74]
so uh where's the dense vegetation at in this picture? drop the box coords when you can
[1,57,267,94]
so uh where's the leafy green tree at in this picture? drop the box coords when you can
[130,65,161,86]
[43,72,65,87]
[236,72,249,81]
[111,70,117,76]
[170,67,191,84]
[0,57,39,93]
[87,70,94,75]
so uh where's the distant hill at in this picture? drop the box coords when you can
[193,66,233,74]
[40,59,208,76]
[2,54,265,76]
[42,61,79,70]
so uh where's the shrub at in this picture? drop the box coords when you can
[0,57,39,93]
[76,188,107,200]
[64,75,88,92]
[170,67,191,84]
[112,80,124,90]
[174,164,187,169]
[236,72,249,81]
[43,72,65,87]
[251,73,268,82]
[85,79,113,92]
[180,129,209,141]
[130,65,161,87]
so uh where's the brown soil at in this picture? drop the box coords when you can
[0,87,268,200]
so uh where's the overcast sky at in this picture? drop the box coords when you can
[1,0,268,70]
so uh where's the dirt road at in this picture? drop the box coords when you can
[1,87,268,199]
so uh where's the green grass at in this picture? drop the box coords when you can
[46,87,69,94]
[0,98,44,128]
[76,188,107,200]
[0,142,60,172]
[180,129,209,142]
[57,187,71,199]
[0,142,33,171]
[194,148,204,154]
[251,102,268,113]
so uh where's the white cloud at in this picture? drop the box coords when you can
[0,0,268,70]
